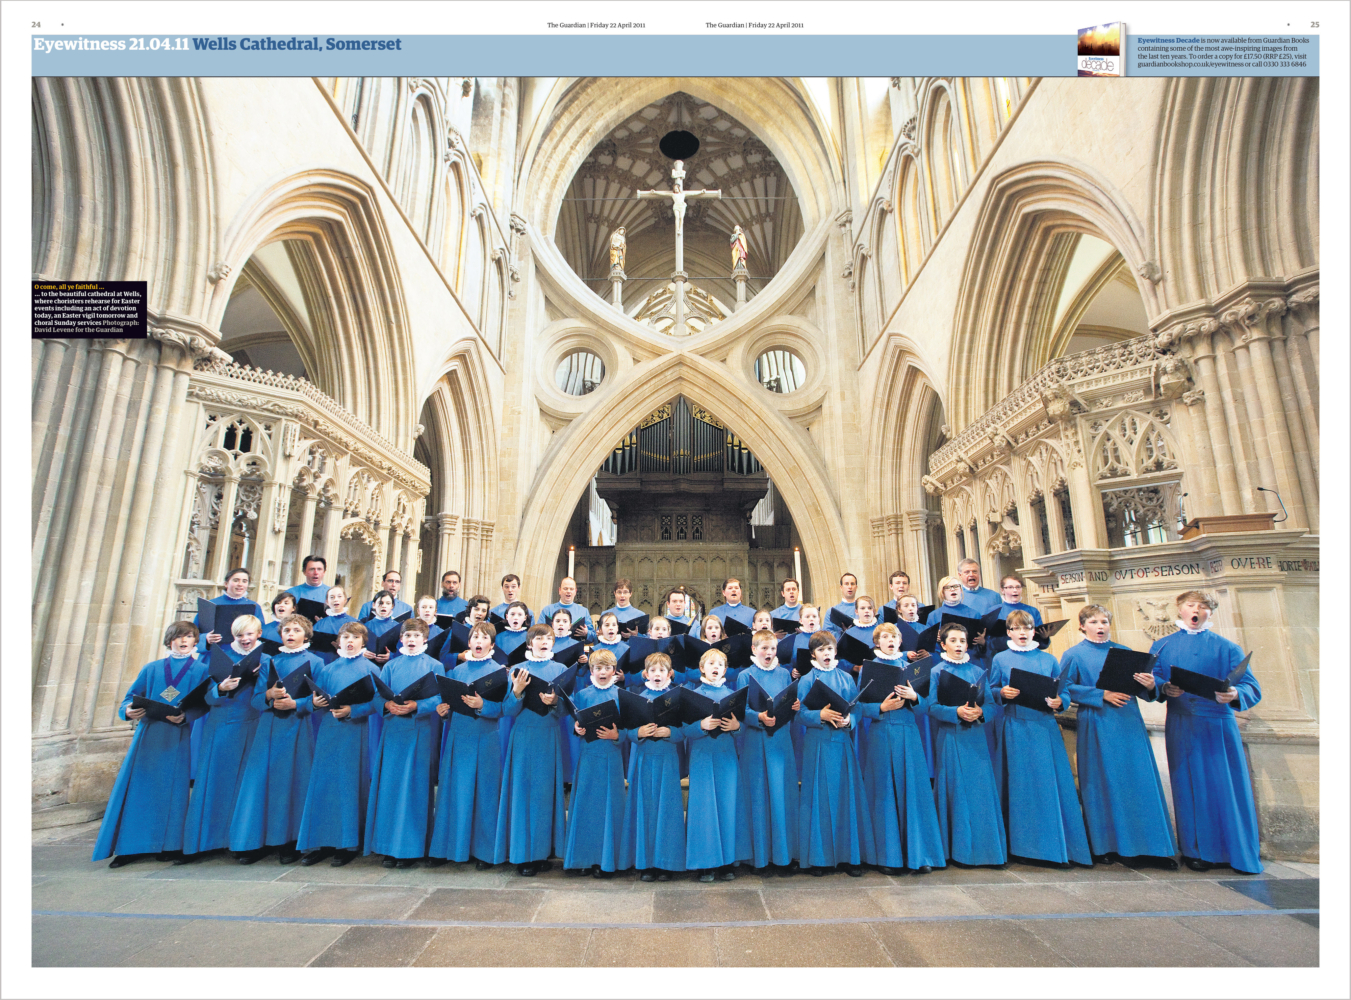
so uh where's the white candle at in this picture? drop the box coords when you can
[568,545,575,579]
[794,547,801,592]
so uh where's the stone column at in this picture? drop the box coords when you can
[388,527,405,588]
[1185,327,1243,514]
[380,523,395,581]
[319,502,342,585]
[293,489,319,582]
[436,512,459,577]
[1212,339,1259,511]
[1223,310,1283,518]
[401,528,420,592]
[904,510,934,600]
[460,519,480,594]
[208,475,241,583]
[1174,389,1222,518]
[733,260,748,310]
[478,521,495,591]
[1043,488,1065,554]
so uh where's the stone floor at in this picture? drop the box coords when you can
[32,823,1318,967]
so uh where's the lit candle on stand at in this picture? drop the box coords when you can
[569,545,575,579]
[793,547,801,593]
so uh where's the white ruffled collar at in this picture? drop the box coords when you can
[590,676,617,690]
[279,642,311,653]
[644,679,671,691]
[325,608,349,617]
[701,677,728,688]
[1007,640,1039,652]
[811,658,839,672]
[752,656,780,672]
[465,651,495,662]
[524,651,553,662]
[1175,618,1214,635]
[336,649,365,659]
[230,640,255,655]
[940,652,971,665]
[399,643,427,657]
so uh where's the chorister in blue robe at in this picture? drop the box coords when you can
[563,683,627,872]
[260,619,285,648]
[359,596,414,620]
[295,655,381,853]
[182,643,267,855]
[924,601,984,629]
[491,601,535,626]
[312,613,358,663]
[771,603,803,621]
[437,594,469,618]
[93,654,209,860]
[603,604,646,629]
[709,602,756,629]
[363,652,444,859]
[228,648,320,852]
[620,685,687,873]
[578,640,629,690]
[494,627,530,659]
[363,615,402,642]
[1150,626,1263,873]
[735,665,800,868]
[989,601,1043,626]
[540,601,595,641]
[193,593,265,652]
[795,666,876,869]
[429,655,505,863]
[825,601,857,638]
[1064,638,1177,860]
[923,657,1007,866]
[494,660,569,865]
[683,681,753,871]
[287,582,331,603]
[960,586,1002,617]
[991,646,1092,865]
[859,656,946,871]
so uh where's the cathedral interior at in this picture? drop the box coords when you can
[32,76,1319,864]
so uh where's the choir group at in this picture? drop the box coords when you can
[92,555,1265,881]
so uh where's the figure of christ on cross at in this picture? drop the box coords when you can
[636,160,722,275]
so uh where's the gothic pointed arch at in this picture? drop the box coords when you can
[512,353,850,609]
[209,169,418,448]
[947,159,1158,429]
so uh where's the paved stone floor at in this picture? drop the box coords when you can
[32,823,1318,967]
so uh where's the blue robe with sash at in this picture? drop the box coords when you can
[92,655,208,860]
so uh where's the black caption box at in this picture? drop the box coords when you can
[32,280,148,339]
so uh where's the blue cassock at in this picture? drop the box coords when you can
[924,601,985,629]
[364,615,401,641]
[492,602,535,627]
[989,601,1043,626]
[359,597,414,620]
[960,586,1002,617]
[859,655,946,871]
[228,648,320,851]
[620,685,686,872]
[429,656,504,863]
[771,603,803,621]
[437,595,469,618]
[1064,639,1177,860]
[603,604,646,628]
[260,619,285,647]
[563,684,627,872]
[363,653,443,859]
[287,582,330,603]
[826,601,857,638]
[710,603,756,630]
[1150,628,1262,873]
[683,681,752,870]
[841,624,878,765]
[991,647,1092,865]
[193,592,265,652]
[494,660,569,864]
[495,628,529,659]
[736,665,800,868]
[540,601,595,642]
[922,657,1007,865]
[182,644,267,855]
[795,667,876,867]
[295,655,380,852]
[92,654,209,860]
[311,613,358,664]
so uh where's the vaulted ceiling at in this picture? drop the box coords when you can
[553,92,804,310]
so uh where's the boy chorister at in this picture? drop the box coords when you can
[620,653,686,880]
[93,622,208,867]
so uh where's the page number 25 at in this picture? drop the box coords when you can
[1311,20,1319,26]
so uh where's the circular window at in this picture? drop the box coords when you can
[659,130,700,160]
[555,350,605,396]
[754,349,806,393]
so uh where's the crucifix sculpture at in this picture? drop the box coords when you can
[636,160,721,334]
